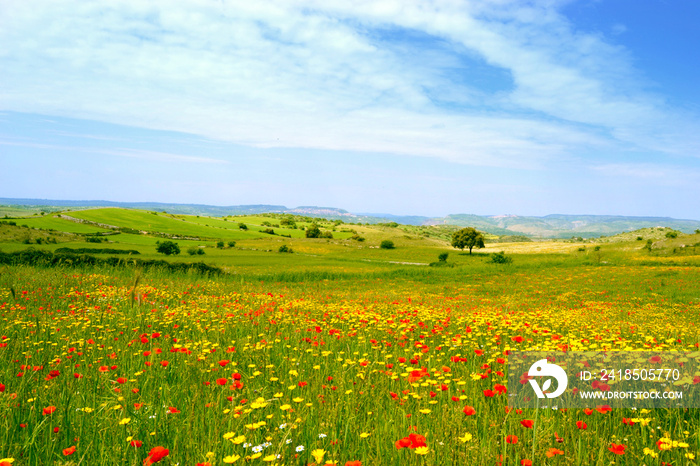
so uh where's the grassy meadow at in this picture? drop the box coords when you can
[1,208,700,465]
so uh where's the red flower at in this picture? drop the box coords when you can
[63,445,76,456]
[160,361,169,367]
[42,406,57,416]
[168,406,180,414]
[506,435,518,444]
[117,377,128,384]
[520,419,534,429]
[494,384,507,395]
[216,378,228,386]
[345,461,363,466]
[596,405,612,414]
[521,460,533,466]
[609,443,626,455]
[483,389,495,397]
[218,360,230,367]
[463,405,476,416]
[0,383,5,392]
[546,448,564,458]
[583,408,593,415]
[576,420,587,430]
[622,418,635,426]
[144,446,169,465]
[130,440,143,447]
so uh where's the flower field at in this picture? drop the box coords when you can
[1,264,699,465]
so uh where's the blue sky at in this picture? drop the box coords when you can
[1,0,698,218]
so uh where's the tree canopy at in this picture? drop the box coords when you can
[451,227,485,254]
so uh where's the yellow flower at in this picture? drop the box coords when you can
[458,433,473,443]
[419,409,431,414]
[292,397,304,403]
[280,404,291,411]
[232,435,246,444]
[415,446,429,455]
[686,453,695,460]
[223,454,240,463]
[119,417,131,425]
[360,432,371,438]
[0,459,15,464]
[223,432,235,440]
[263,454,278,462]
[311,449,326,464]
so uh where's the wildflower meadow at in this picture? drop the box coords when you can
[1,263,699,465]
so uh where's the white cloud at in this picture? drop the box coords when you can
[0,0,697,167]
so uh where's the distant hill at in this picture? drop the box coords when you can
[2,198,699,238]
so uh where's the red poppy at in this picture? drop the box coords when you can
[596,405,612,414]
[168,406,181,414]
[42,406,57,416]
[483,389,495,397]
[160,361,169,367]
[506,435,518,444]
[520,419,534,429]
[521,460,533,466]
[218,360,230,367]
[63,445,76,456]
[144,446,169,465]
[583,408,593,415]
[117,377,127,384]
[609,443,626,455]
[463,405,476,416]
[345,461,362,466]
[576,420,587,430]
[216,378,228,386]
[546,448,564,458]
[130,440,143,447]
[622,418,635,426]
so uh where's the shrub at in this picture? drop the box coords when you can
[278,245,293,253]
[86,236,103,243]
[227,241,236,248]
[262,228,276,235]
[380,240,395,249]
[156,240,180,255]
[665,231,678,239]
[216,241,225,249]
[489,251,512,264]
[350,234,365,242]
[438,252,449,262]
[238,223,248,230]
[305,224,321,238]
[187,246,198,256]
[636,236,643,241]
[320,231,333,239]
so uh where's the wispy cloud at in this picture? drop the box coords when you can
[0,139,228,164]
[591,163,700,185]
[0,0,697,167]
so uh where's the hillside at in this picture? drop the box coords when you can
[2,198,700,238]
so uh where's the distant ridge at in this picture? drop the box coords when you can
[2,198,699,238]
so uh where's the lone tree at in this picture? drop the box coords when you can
[451,227,485,254]
[156,240,180,256]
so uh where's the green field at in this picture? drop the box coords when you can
[1,208,700,465]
